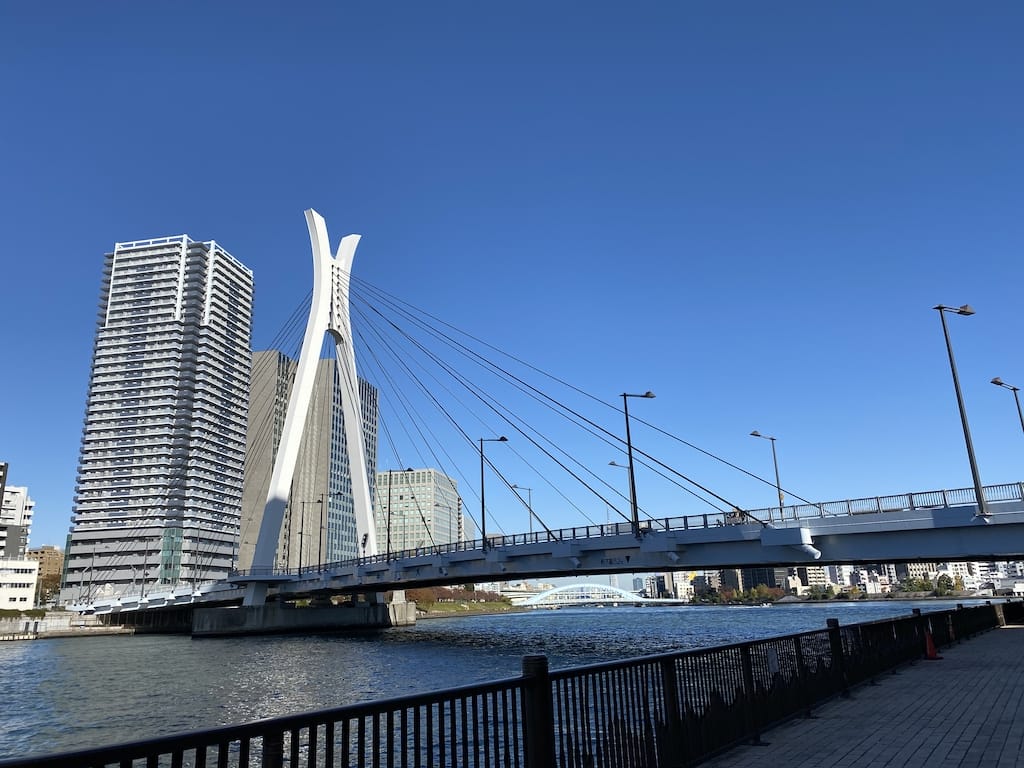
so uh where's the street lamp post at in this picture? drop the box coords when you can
[316,497,324,572]
[991,377,1024,436]
[750,430,783,519]
[608,460,629,533]
[298,501,308,572]
[433,502,454,547]
[622,391,655,539]
[479,436,508,551]
[511,484,533,534]
[934,304,988,516]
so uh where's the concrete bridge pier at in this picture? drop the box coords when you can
[192,591,415,638]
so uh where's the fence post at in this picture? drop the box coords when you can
[262,731,284,768]
[659,656,685,759]
[739,644,763,745]
[660,657,683,732]
[522,655,556,768]
[911,608,925,658]
[826,619,849,698]
[793,636,813,718]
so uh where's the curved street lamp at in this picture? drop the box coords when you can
[622,391,655,539]
[479,436,508,551]
[991,377,1024,436]
[934,305,988,516]
[511,484,534,534]
[750,430,783,519]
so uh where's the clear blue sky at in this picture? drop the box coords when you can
[2,3,1022,549]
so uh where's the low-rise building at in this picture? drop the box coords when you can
[27,546,63,581]
[0,559,38,608]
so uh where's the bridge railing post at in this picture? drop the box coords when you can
[522,655,556,768]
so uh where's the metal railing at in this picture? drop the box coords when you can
[6,602,1020,768]
[232,481,1024,581]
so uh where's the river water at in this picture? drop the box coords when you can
[0,600,973,760]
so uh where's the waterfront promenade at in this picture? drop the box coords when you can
[705,623,1024,768]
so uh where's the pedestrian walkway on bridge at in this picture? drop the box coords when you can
[705,623,1024,768]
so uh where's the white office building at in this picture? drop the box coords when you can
[0,559,38,608]
[1,486,34,559]
[374,469,463,554]
[62,235,253,604]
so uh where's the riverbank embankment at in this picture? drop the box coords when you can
[0,611,134,641]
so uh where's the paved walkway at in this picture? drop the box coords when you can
[703,624,1024,768]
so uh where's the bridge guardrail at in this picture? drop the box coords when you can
[7,602,1020,768]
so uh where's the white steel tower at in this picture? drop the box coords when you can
[62,236,253,604]
[243,210,375,606]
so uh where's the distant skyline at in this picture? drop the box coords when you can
[2,3,1022,549]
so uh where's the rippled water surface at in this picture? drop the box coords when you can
[0,600,968,759]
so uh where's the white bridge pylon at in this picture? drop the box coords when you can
[243,209,377,607]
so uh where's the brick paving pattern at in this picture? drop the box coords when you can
[702,625,1024,768]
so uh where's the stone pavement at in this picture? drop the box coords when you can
[702,625,1024,768]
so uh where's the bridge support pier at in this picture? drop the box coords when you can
[192,598,416,638]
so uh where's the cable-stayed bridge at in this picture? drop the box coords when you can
[67,211,1024,624]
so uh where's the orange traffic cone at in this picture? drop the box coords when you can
[924,626,943,661]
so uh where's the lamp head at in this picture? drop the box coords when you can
[934,304,975,316]
[750,430,761,437]
[498,436,508,442]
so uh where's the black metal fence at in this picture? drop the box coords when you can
[5,602,1019,768]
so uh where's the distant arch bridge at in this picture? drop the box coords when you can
[518,583,683,607]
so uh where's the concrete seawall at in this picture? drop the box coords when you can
[0,612,135,640]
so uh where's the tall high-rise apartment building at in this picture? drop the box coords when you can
[62,235,253,604]
[240,351,378,571]
[374,469,462,555]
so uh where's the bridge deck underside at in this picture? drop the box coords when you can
[254,499,1024,599]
